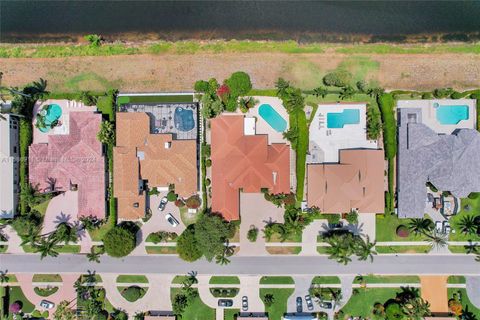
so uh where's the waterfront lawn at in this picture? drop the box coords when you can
[7,286,35,320]
[340,288,401,319]
[376,214,429,242]
[209,276,240,285]
[170,288,215,320]
[260,276,294,285]
[260,288,294,320]
[311,276,341,285]
[353,275,420,284]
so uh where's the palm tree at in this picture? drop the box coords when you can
[426,230,448,250]
[339,86,356,100]
[408,218,433,236]
[49,222,78,245]
[275,78,290,98]
[401,297,431,319]
[184,271,198,287]
[0,270,9,284]
[458,215,477,235]
[35,237,60,259]
[215,253,230,265]
[223,240,235,257]
[20,225,41,247]
[86,247,101,263]
[263,293,275,307]
[356,236,377,262]
[367,87,385,98]
[464,241,479,255]
[313,86,329,98]
[25,78,49,100]
[461,306,478,320]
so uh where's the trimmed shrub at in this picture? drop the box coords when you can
[103,226,136,257]
[94,310,109,320]
[396,225,410,238]
[205,178,211,186]
[421,92,433,99]
[247,226,259,242]
[468,192,480,199]
[225,71,252,97]
[167,191,178,202]
[450,91,465,99]
[185,195,201,209]
[194,80,210,93]
[206,159,212,167]
[433,88,454,98]
[115,311,128,320]
[174,199,185,207]
[345,211,358,225]
[385,302,403,320]
[9,302,22,314]
[326,214,341,225]
[322,70,352,87]
[121,286,144,302]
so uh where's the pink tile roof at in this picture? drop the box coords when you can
[29,112,106,219]
[211,115,290,221]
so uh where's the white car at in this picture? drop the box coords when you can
[158,196,168,211]
[40,300,55,309]
[435,221,443,232]
[165,213,179,227]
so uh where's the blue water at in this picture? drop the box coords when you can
[39,104,62,133]
[174,107,195,132]
[435,104,469,125]
[327,109,360,128]
[258,104,287,132]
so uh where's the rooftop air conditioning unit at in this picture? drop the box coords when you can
[165,142,171,149]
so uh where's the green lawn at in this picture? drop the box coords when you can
[32,274,62,282]
[447,276,466,284]
[224,308,240,320]
[209,276,240,285]
[292,108,308,201]
[375,245,431,254]
[116,275,149,283]
[447,288,480,316]
[88,222,114,242]
[449,197,480,242]
[340,288,401,319]
[260,288,294,320]
[7,286,35,319]
[170,288,216,320]
[32,199,51,216]
[145,246,177,254]
[376,214,429,242]
[311,276,341,285]
[260,276,294,285]
[449,246,469,254]
[0,245,7,253]
[353,275,420,284]
[172,276,188,284]
[265,232,302,243]
[24,244,81,254]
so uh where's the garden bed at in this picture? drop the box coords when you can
[33,286,58,297]
[145,246,177,254]
[210,287,239,298]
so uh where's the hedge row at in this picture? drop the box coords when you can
[19,119,33,214]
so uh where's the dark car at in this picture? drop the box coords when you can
[320,301,333,309]
[218,299,233,307]
[305,295,314,311]
[296,296,303,313]
[242,296,248,311]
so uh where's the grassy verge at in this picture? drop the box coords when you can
[32,274,62,282]
[311,276,341,285]
[116,275,148,284]
[224,308,240,320]
[375,214,429,242]
[265,232,302,243]
[266,246,301,255]
[353,275,420,284]
[340,288,401,318]
[288,108,308,201]
[375,245,431,254]
[260,288,294,320]
[447,276,466,284]
[22,244,81,253]
[145,246,177,254]
[172,276,187,284]
[170,288,215,320]
[260,276,294,285]
[209,276,240,285]
[449,246,469,254]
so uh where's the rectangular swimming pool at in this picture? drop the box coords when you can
[327,109,360,128]
[435,104,469,125]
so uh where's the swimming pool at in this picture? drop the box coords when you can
[327,109,360,128]
[435,104,469,125]
[258,104,287,132]
[38,104,62,133]
[174,107,195,132]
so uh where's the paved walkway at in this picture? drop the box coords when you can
[420,276,449,313]
[300,220,326,256]
[237,193,284,256]
[101,273,174,315]
[4,225,24,254]
[465,276,480,308]
[16,273,79,315]
[131,193,186,256]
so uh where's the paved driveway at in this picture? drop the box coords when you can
[238,193,285,256]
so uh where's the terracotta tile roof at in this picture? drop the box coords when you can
[211,115,290,220]
[114,112,197,220]
[29,112,105,219]
[307,149,384,213]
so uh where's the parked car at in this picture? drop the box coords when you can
[296,296,303,313]
[40,300,55,309]
[158,196,168,211]
[435,221,442,232]
[320,301,333,309]
[443,220,451,234]
[218,299,233,307]
[165,213,179,227]
[305,295,314,311]
[242,296,248,311]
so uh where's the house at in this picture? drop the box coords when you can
[307,149,385,214]
[0,113,19,218]
[210,115,290,221]
[397,100,480,218]
[114,112,197,220]
[29,111,106,218]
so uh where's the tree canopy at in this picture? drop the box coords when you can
[103,226,136,257]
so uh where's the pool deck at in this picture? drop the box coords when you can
[308,102,378,163]
[397,99,476,134]
[32,99,94,144]
[233,96,289,144]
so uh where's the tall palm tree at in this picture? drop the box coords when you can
[458,215,477,235]
[402,297,431,319]
[275,78,290,98]
[367,87,385,98]
[49,222,78,245]
[20,225,41,247]
[426,230,448,250]
[339,86,356,100]
[0,270,9,284]
[86,247,101,263]
[215,253,230,265]
[464,241,479,255]
[356,236,377,262]
[408,218,433,236]
[185,271,198,287]
[313,86,329,98]
[35,237,60,259]
[223,240,235,257]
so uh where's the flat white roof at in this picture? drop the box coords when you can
[244,117,256,135]
[0,114,16,218]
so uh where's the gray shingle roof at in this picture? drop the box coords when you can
[397,108,480,218]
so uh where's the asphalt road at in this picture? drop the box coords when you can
[1,254,479,275]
